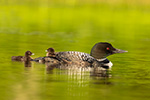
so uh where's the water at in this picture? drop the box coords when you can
[0,1,150,100]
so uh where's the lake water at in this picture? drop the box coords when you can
[0,1,150,100]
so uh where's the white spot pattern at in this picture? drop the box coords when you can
[56,51,113,68]
[57,51,95,62]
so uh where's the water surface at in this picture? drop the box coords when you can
[0,1,150,100]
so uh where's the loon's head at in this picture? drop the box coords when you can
[90,42,127,59]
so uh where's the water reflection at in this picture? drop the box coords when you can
[20,60,112,79]
[45,62,59,74]
[22,61,112,90]
[12,60,113,99]
[24,61,32,67]
[45,62,111,78]
[43,63,112,97]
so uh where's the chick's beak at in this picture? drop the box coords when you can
[32,53,35,55]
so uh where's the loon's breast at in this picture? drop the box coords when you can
[97,58,113,69]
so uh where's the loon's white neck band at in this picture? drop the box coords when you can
[97,58,107,61]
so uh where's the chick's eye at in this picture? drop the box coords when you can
[106,47,110,50]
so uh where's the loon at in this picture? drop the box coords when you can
[33,42,127,69]
[11,51,34,62]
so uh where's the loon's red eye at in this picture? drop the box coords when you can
[106,47,110,50]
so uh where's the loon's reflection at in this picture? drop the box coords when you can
[45,62,111,77]
[24,61,111,77]
[24,61,32,67]
[45,62,112,90]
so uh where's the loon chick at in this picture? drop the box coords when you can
[33,48,61,65]
[43,48,60,63]
[46,48,56,57]
[11,51,34,62]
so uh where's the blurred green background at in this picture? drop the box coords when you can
[0,0,150,100]
[0,0,150,55]
[0,0,150,52]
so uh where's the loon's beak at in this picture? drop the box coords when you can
[45,50,47,52]
[113,49,128,54]
[32,53,35,55]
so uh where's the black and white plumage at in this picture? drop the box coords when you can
[56,51,95,63]
[33,42,127,69]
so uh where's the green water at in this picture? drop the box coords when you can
[0,0,150,100]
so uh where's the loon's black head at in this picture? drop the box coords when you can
[90,42,127,59]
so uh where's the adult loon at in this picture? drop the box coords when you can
[33,42,127,69]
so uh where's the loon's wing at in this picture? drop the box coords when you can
[56,51,95,63]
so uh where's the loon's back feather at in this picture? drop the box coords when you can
[56,51,95,63]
